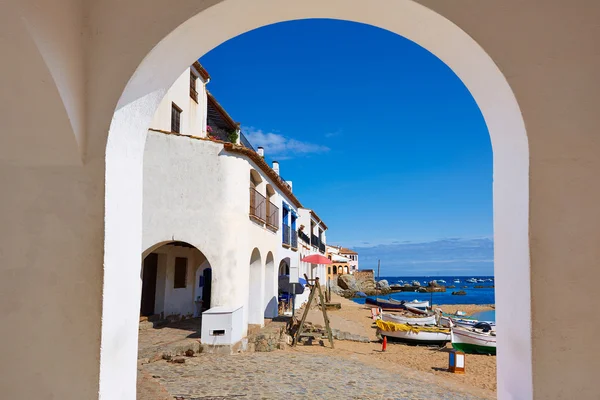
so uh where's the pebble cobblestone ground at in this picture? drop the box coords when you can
[140,351,487,400]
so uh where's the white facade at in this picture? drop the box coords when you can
[142,65,305,332]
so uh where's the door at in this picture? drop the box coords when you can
[202,268,212,310]
[140,253,158,316]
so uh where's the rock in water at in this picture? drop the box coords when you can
[451,290,467,296]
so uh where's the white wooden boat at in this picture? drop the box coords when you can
[451,326,497,355]
[440,316,495,329]
[382,312,436,326]
[405,299,429,310]
[453,279,460,283]
[376,319,450,346]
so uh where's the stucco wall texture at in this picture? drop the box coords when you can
[0,1,599,399]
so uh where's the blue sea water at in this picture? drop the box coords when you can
[351,276,495,306]
[471,310,496,322]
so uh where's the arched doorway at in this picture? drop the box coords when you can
[141,241,212,321]
[101,2,531,398]
[248,248,263,326]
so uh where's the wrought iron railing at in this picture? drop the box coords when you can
[282,223,291,246]
[319,242,326,254]
[298,230,310,244]
[249,187,266,222]
[311,234,320,248]
[266,201,279,230]
[291,230,298,250]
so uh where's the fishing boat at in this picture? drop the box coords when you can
[376,319,450,346]
[453,279,460,283]
[365,297,406,310]
[382,312,436,326]
[466,278,478,283]
[438,279,446,284]
[404,299,429,310]
[440,316,495,329]
[451,324,497,355]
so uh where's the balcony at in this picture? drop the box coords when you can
[249,187,266,223]
[311,234,320,248]
[298,230,310,244]
[266,201,279,231]
[291,230,298,250]
[282,223,291,247]
[319,242,326,254]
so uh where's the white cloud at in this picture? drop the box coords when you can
[242,127,330,158]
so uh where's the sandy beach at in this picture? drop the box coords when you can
[292,294,496,399]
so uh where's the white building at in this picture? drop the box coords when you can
[142,63,315,338]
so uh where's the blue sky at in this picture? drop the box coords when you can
[200,19,493,276]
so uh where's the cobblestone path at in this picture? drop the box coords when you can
[141,351,487,400]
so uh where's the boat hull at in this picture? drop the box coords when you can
[382,313,436,326]
[379,328,450,346]
[365,298,406,310]
[451,329,497,355]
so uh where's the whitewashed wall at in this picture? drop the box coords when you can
[150,66,208,136]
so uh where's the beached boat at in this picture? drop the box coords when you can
[376,319,450,346]
[365,297,406,310]
[404,299,429,310]
[382,312,436,326]
[451,325,497,355]
[440,316,495,329]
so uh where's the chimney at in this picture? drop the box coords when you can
[257,147,264,157]
[272,161,279,175]
[286,181,293,192]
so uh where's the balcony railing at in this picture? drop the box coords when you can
[291,230,298,250]
[240,131,255,151]
[282,223,291,246]
[298,230,310,244]
[319,242,326,254]
[266,201,279,231]
[249,187,266,222]
[311,234,320,248]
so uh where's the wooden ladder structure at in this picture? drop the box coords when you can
[292,274,334,348]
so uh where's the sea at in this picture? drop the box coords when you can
[350,275,495,307]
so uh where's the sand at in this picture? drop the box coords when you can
[292,294,496,399]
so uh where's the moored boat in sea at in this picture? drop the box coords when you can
[451,324,497,355]
[382,312,436,326]
[376,319,450,346]
[466,278,478,283]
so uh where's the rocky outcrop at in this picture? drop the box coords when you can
[376,280,390,290]
[452,290,467,296]
[337,274,359,291]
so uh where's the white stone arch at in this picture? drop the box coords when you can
[102,1,530,398]
[247,247,264,326]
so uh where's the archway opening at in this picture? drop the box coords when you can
[138,241,212,357]
[103,3,530,399]
[248,248,263,326]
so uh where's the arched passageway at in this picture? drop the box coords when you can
[264,252,277,318]
[247,248,263,325]
[20,1,600,399]
[141,241,212,320]
[103,2,531,391]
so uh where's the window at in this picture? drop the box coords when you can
[174,257,187,288]
[171,103,182,133]
[190,71,198,102]
[328,267,331,274]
